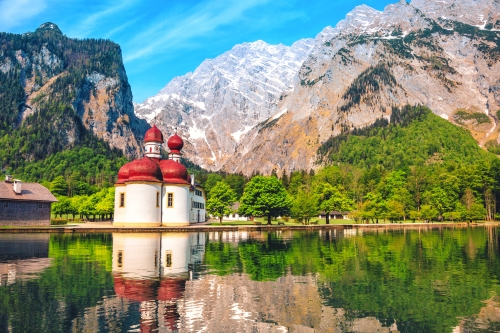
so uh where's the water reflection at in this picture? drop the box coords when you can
[0,234,52,286]
[2,229,500,332]
[111,232,205,332]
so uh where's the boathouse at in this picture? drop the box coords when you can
[0,176,58,227]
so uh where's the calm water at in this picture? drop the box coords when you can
[1,227,500,332]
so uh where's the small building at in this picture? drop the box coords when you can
[223,202,248,221]
[114,125,206,227]
[0,176,58,227]
[318,211,349,220]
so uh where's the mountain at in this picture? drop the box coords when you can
[134,39,314,170]
[221,0,500,175]
[0,22,148,176]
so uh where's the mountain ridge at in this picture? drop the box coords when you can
[134,0,500,175]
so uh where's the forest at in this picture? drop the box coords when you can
[23,105,500,224]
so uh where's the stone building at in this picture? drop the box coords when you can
[0,176,58,227]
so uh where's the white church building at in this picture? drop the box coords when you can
[114,125,206,227]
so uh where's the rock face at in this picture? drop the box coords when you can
[225,0,500,175]
[134,39,314,169]
[0,23,148,161]
[136,0,500,175]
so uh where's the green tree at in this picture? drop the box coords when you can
[386,200,405,223]
[223,174,245,200]
[239,176,292,225]
[52,196,71,218]
[291,186,318,224]
[204,173,224,197]
[464,203,487,222]
[314,183,355,224]
[207,181,237,225]
[95,188,115,219]
[420,205,439,222]
[50,176,68,196]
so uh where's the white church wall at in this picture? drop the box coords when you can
[114,185,127,223]
[112,233,161,279]
[119,182,162,226]
[162,184,190,226]
[160,233,191,276]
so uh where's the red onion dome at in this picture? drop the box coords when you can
[127,158,163,182]
[167,133,184,153]
[159,159,189,184]
[117,162,132,184]
[144,124,164,143]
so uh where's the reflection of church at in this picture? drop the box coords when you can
[112,232,205,332]
[114,126,206,227]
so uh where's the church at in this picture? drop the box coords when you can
[114,125,206,227]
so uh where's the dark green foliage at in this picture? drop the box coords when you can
[0,23,128,182]
[485,140,500,155]
[318,105,493,170]
[454,110,491,125]
[381,38,414,59]
[258,118,279,132]
[3,144,126,191]
[340,62,396,112]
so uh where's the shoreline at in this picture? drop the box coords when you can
[1,221,498,233]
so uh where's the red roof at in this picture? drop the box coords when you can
[127,158,163,182]
[117,162,133,184]
[144,124,164,143]
[159,159,189,184]
[167,134,184,153]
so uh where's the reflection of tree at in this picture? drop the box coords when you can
[204,227,500,332]
[0,234,114,332]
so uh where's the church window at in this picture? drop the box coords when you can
[167,193,174,208]
[117,250,123,267]
[165,250,172,267]
[156,192,159,207]
[119,193,125,207]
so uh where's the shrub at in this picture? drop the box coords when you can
[51,218,68,225]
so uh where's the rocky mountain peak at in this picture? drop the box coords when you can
[410,0,500,29]
[135,0,500,175]
[134,38,315,170]
[34,22,63,36]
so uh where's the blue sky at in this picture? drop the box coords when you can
[0,0,395,102]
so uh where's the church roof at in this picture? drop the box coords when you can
[144,124,164,143]
[167,133,184,153]
[0,182,57,202]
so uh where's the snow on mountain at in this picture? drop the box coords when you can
[134,0,500,174]
[134,38,314,169]
[221,0,500,175]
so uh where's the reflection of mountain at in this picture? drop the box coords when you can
[105,231,401,332]
[0,234,52,286]
[7,228,498,332]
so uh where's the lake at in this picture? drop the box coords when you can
[0,227,499,332]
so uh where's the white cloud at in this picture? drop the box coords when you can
[0,0,48,30]
[67,0,139,38]
[123,0,272,62]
